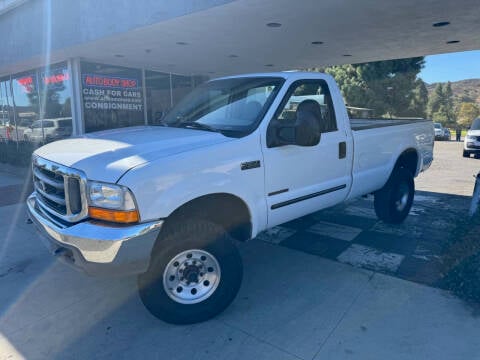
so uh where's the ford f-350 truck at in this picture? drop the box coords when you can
[27,72,434,324]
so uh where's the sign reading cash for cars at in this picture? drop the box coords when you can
[81,74,143,112]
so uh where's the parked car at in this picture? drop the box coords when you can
[463,117,480,158]
[434,122,446,140]
[443,127,451,141]
[23,118,72,143]
[27,72,434,324]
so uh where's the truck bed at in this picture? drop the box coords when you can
[350,118,430,131]
[346,117,434,201]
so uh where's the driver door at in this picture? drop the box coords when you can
[263,79,350,227]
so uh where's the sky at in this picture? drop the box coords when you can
[419,50,480,84]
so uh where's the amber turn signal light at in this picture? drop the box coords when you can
[88,207,139,223]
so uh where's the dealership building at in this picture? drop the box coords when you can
[0,0,479,146]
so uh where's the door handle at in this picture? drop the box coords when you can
[339,142,347,159]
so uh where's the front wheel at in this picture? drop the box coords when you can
[374,167,414,224]
[138,219,243,324]
[463,151,470,158]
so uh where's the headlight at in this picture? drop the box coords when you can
[87,181,139,223]
[466,135,476,140]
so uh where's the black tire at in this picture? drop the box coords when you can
[374,167,414,224]
[463,151,469,158]
[138,219,243,324]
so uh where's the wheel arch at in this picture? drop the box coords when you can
[160,192,253,243]
[393,148,419,177]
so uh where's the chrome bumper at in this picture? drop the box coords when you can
[27,193,163,276]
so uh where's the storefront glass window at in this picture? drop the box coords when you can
[11,71,40,142]
[0,78,14,142]
[37,63,73,142]
[145,70,171,125]
[171,74,193,106]
[81,62,144,133]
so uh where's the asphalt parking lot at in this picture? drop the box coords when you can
[259,140,480,286]
[0,140,479,359]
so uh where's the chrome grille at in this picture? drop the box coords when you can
[32,155,88,223]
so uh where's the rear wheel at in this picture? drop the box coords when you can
[374,167,414,224]
[138,219,243,324]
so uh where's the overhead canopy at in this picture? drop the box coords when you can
[1,0,480,76]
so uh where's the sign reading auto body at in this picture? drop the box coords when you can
[82,74,143,112]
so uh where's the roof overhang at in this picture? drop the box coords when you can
[2,0,480,76]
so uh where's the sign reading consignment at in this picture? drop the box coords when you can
[82,74,144,112]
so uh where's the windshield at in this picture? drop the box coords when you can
[471,118,480,130]
[434,123,442,129]
[162,77,284,136]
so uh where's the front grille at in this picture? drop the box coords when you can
[32,156,88,223]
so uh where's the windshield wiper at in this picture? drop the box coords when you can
[177,121,221,133]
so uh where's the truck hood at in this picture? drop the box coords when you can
[35,126,233,183]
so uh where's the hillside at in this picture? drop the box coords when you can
[426,78,480,105]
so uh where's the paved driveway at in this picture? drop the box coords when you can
[259,141,479,286]
[0,141,479,359]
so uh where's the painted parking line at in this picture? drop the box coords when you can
[307,221,362,242]
[337,244,404,273]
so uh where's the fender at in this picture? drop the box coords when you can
[118,132,267,238]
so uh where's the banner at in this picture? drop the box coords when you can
[82,73,143,112]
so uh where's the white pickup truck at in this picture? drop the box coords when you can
[27,72,434,324]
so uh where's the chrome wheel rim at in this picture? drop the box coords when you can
[163,249,221,304]
[395,183,410,212]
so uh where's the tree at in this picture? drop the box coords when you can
[323,65,368,107]
[322,57,426,118]
[457,102,479,127]
[404,79,428,118]
[427,83,444,118]
[427,82,456,125]
[444,82,456,125]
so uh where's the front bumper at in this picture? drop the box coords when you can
[27,193,163,276]
[465,141,480,153]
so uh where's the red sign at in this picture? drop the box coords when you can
[43,73,70,85]
[17,76,33,86]
[17,76,34,93]
[84,75,137,88]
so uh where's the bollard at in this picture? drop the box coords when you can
[470,171,480,217]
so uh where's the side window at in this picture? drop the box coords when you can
[274,80,337,133]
